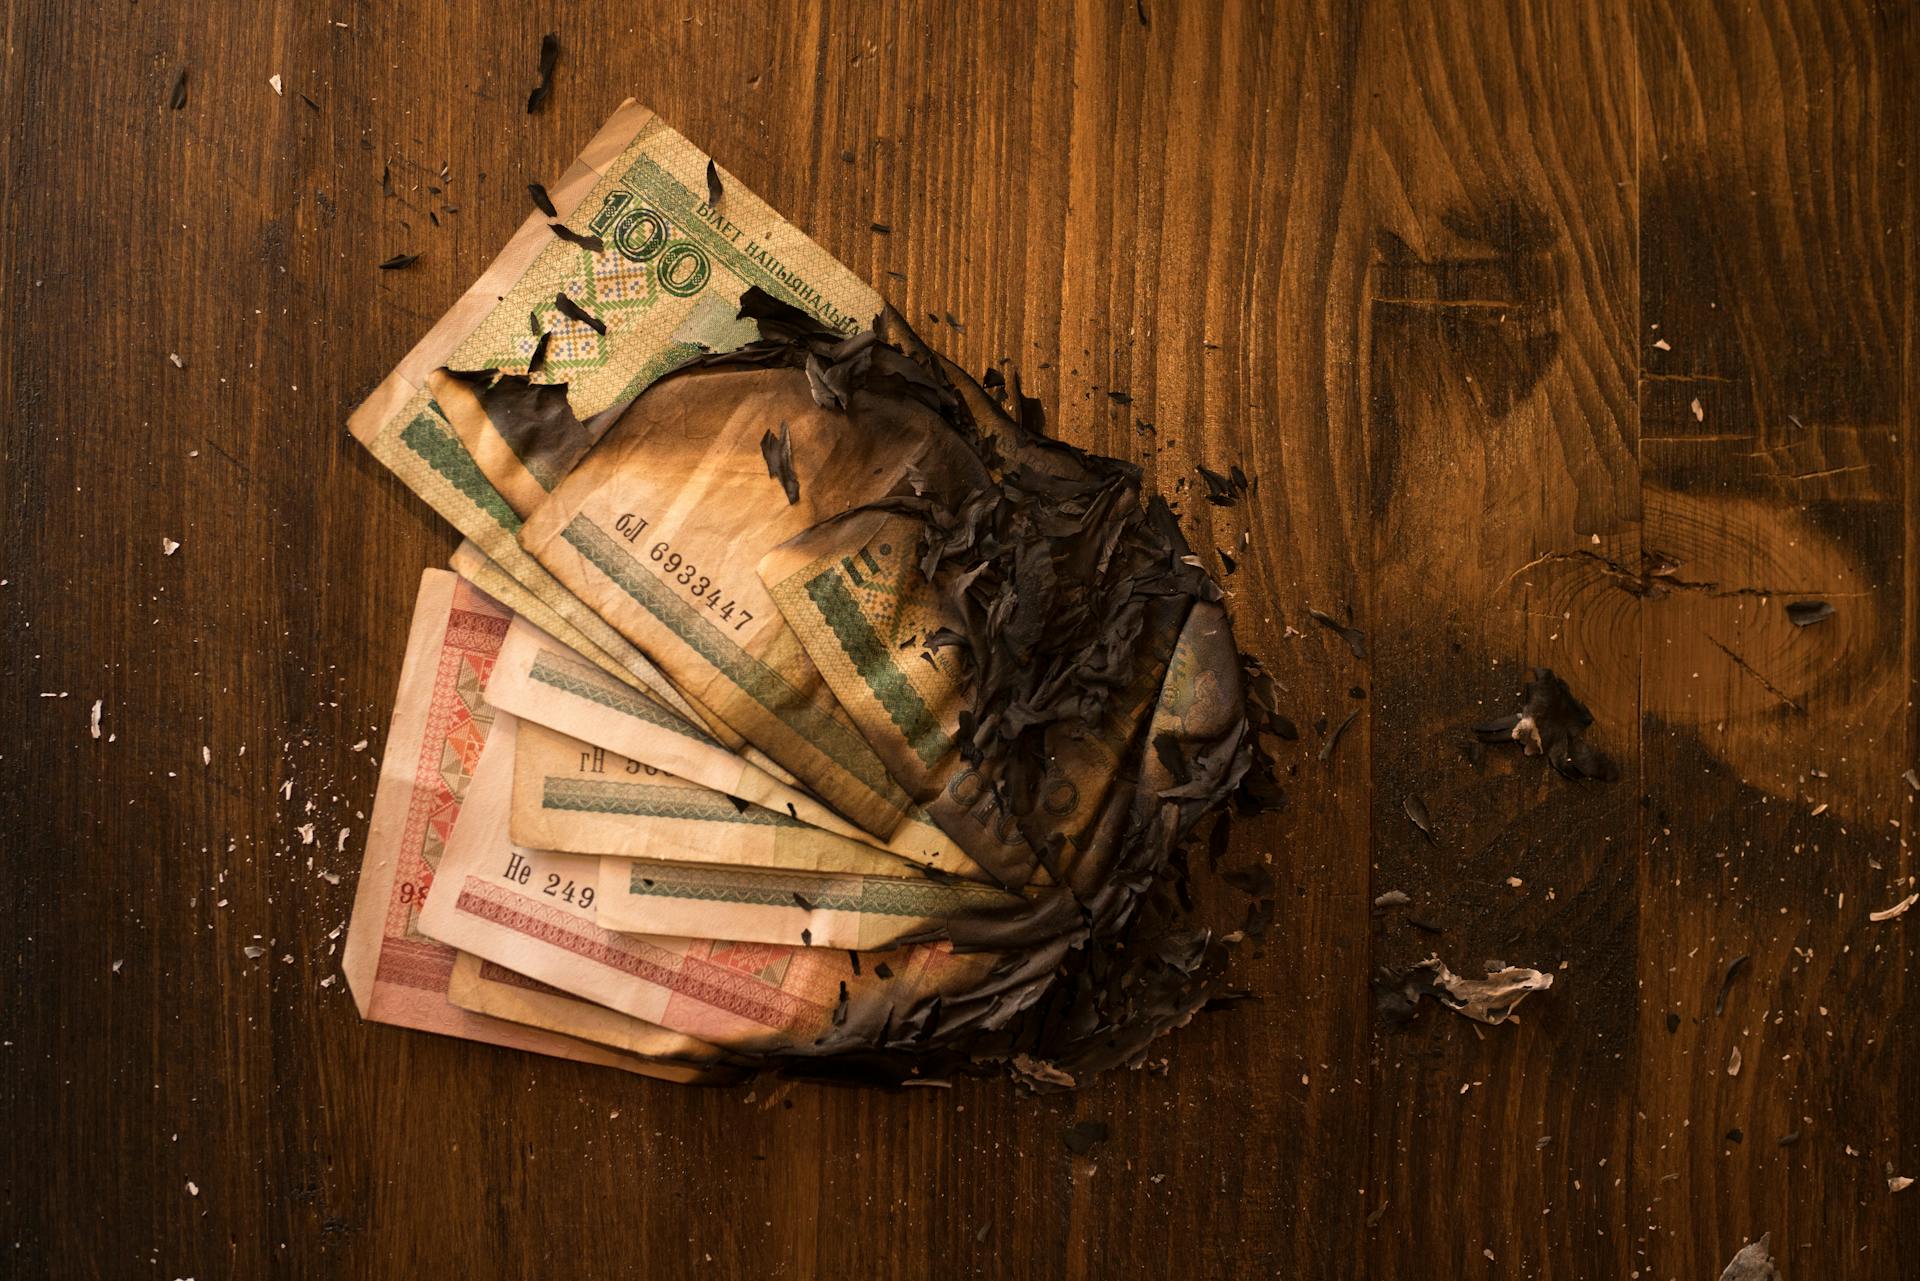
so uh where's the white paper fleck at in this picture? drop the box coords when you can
[269,74,283,95]
[186,1181,199,1197]
[168,352,184,368]
[350,739,369,752]
[297,823,316,845]
[1727,1045,1742,1076]
[1691,397,1705,422]
[1397,955,1552,1025]
[162,537,181,555]
[242,946,266,959]
[90,699,102,739]
[1869,892,1917,922]
[201,745,211,766]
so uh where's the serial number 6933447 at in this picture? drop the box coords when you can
[613,512,755,632]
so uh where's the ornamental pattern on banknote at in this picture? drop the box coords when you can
[559,516,904,803]
[390,602,508,941]
[542,776,806,826]
[452,877,826,1029]
[399,405,521,534]
[791,538,954,769]
[623,862,1009,917]
[525,648,721,747]
[448,146,865,416]
[1154,617,1228,734]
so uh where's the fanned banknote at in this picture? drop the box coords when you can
[445,951,729,1079]
[416,713,990,1052]
[516,365,959,841]
[485,614,982,879]
[591,854,1020,952]
[341,569,716,1080]
[349,100,880,724]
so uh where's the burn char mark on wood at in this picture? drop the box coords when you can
[1371,202,1562,420]
[1473,667,1614,781]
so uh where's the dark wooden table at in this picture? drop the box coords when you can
[4,1,1914,1276]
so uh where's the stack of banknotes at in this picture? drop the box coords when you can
[342,102,1259,1086]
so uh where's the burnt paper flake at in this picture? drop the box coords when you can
[1197,465,1248,506]
[1474,667,1615,781]
[553,291,606,335]
[167,68,188,110]
[760,421,799,504]
[1062,1120,1110,1154]
[548,222,605,253]
[1403,794,1435,843]
[1308,607,1367,659]
[1389,955,1553,1025]
[1786,600,1834,627]
[377,252,420,270]
[1319,708,1360,762]
[528,182,557,217]
[526,33,559,113]
[706,159,724,209]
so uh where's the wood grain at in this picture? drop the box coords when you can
[0,1,1911,1277]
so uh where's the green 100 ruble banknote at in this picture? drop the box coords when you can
[349,100,882,743]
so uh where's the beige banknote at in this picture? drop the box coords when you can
[515,359,997,842]
[504,721,1020,947]
[448,538,675,708]
[448,537,739,749]
[485,615,983,879]
[512,719,906,874]
[417,713,989,1052]
[593,854,1020,952]
[445,950,731,1081]
[349,101,880,722]
[340,568,698,1081]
